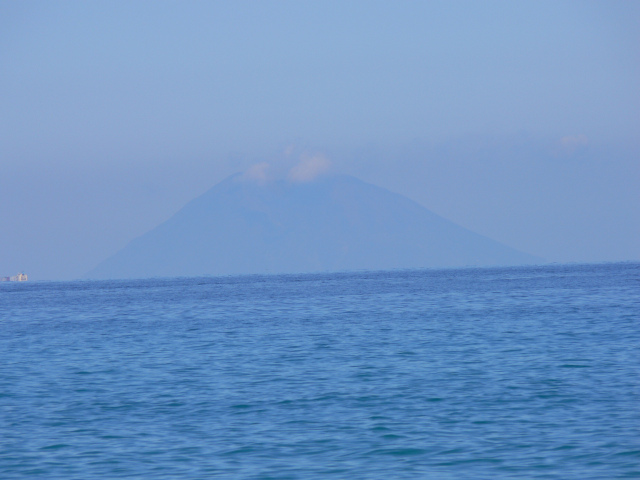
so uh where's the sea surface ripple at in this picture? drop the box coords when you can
[1,263,639,479]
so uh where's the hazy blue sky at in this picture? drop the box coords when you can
[1,1,638,280]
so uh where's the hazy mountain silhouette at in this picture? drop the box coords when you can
[86,173,540,279]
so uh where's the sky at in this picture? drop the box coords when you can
[1,0,638,280]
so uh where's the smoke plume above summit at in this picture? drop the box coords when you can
[241,151,333,185]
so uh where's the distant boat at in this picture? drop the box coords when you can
[0,273,28,282]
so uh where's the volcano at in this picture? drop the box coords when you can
[86,173,539,279]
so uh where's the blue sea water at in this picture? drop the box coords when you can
[0,263,638,479]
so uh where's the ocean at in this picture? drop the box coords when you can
[1,263,638,479]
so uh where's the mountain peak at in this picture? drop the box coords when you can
[86,174,540,279]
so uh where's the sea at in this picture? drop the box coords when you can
[0,262,638,479]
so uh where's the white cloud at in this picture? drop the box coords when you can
[241,162,271,183]
[558,134,588,155]
[283,144,295,157]
[287,154,332,183]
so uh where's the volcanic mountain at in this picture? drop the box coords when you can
[86,173,539,279]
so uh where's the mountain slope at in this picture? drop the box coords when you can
[86,174,540,279]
